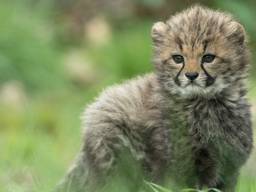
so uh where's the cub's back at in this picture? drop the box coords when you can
[82,73,165,137]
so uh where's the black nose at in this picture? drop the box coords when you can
[185,72,199,81]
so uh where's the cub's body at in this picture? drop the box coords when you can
[57,6,253,192]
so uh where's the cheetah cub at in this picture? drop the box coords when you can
[57,6,253,192]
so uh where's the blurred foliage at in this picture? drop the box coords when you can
[0,0,255,192]
[0,1,67,92]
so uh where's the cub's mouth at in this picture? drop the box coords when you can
[175,74,217,88]
[185,81,202,87]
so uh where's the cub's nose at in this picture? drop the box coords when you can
[185,72,199,81]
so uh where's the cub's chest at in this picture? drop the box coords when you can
[185,99,236,140]
[184,99,242,165]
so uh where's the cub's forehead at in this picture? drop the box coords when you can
[165,6,235,44]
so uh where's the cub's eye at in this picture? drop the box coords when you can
[202,54,215,63]
[172,55,184,64]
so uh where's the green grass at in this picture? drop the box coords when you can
[146,182,222,192]
[146,180,256,192]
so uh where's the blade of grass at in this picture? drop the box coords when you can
[207,188,222,192]
[144,181,172,192]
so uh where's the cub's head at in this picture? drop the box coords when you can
[152,6,249,98]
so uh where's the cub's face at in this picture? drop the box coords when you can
[152,6,249,98]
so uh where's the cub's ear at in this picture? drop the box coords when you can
[235,23,247,45]
[227,21,247,45]
[151,22,168,45]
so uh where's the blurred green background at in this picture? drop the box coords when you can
[0,0,255,191]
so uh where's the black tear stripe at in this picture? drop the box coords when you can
[201,40,216,87]
[201,63,216,87]
[174,62,185,86]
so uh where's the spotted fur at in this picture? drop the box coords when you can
[56,6,253,192]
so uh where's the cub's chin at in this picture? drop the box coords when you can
[176,84,206,98]
[174,80,226,99]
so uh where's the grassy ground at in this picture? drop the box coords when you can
[0,22,256,192]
